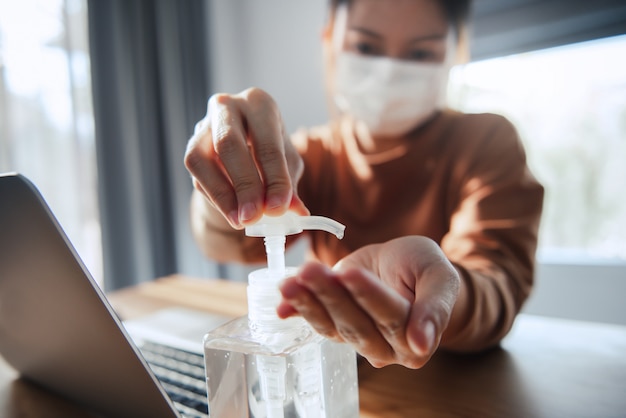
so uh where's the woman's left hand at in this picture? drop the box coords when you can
[277,236,460,369]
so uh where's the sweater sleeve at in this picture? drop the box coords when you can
[440,114,544,351]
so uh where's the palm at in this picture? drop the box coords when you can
[278,236,460,369]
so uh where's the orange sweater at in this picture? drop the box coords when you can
[290,110,544,351]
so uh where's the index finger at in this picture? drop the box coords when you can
[239,88,294,215]
[209,93,265,225]
[185,113,241,227]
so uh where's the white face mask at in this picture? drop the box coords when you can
[333,52,451,137]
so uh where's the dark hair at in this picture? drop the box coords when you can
[328,0,472,41]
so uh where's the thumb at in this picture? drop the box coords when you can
[406,303,439,359]
[406,263,459,358]
[288,193,310,216]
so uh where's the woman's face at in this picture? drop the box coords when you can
[334,0,450,63]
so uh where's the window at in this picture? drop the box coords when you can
[448,34,626,263]
[0,0,102,284]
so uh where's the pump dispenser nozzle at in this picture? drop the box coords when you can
[245,212,345,239]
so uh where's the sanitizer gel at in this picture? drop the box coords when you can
[203,213,359,417]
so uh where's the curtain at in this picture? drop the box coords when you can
[470,0,626,60]
[88,0,217,291]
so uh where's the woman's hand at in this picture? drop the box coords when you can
[277,236,460,369]
[184,87,308,229]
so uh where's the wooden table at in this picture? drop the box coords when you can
[2,275,626,417]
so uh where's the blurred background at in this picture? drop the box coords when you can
[1,0,625,325]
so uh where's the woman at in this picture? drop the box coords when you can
[184,0,543,369]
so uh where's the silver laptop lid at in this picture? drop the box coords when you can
[0,173,179,418]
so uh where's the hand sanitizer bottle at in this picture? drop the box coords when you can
[203,212,359,418]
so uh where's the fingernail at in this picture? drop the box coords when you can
[418,320,436,355]
[239,202,257,223]
[228,210,240,228]
[266,194,286,210]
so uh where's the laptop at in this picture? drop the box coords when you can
[0,173,232,417]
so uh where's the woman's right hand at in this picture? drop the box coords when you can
[184,88,308,229]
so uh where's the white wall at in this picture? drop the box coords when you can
[205,1,626,326]
[207,0,329,134]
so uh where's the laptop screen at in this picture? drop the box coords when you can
[0,173,180,418]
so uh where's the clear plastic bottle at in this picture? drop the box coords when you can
[203,213,359,417]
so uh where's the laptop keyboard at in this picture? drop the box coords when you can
[139,341,209,418]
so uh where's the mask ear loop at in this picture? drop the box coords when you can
[332,4,348,54]
[327,4,349,121]
[443,27,458,67]
[439,28,458,109]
